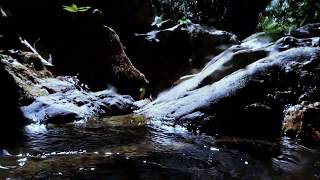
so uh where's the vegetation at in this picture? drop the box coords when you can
[62,4,91,13]
[153,0,270,37]
[178,18,192,25]
[259,0,320,38]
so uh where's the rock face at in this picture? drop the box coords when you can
[0,53,137,125]
[128,23,239,94]
[140,25,320,141]
[1,6,149,98]
[50,16,149,97]
[0,55,26,134]
[44,11,148,98]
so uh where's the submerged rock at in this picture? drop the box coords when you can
[129,23,238,94]
[283,102,320,143]
[140,26,320,141]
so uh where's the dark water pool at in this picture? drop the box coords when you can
[0,114,319,179]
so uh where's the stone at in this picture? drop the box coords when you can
[128,23,239,94]
[140,28,320,140]
[48,13,149,98]
[1,53,137,125]
[21,90,137,124]
[283,102,320,143]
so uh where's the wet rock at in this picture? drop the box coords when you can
[1,6,149,98]
[1,53,137,124]
[291,23,320,38]
[128,23,239,94]
[283,102,320,143]
[100,114,147,127]
[21,90,136,124]
[0,55,26,134]
[140,30,320,140]
[1,53,53,104]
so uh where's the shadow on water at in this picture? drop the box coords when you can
[0,115,319,179]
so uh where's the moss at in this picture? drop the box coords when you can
[101,114,147,127]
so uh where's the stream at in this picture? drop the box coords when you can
[0,114,319,179]
[1,0,320,179]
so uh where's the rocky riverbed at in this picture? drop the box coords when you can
[0,1,320,179]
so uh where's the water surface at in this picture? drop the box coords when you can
[0,115,319,179]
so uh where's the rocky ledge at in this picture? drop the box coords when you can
[140,23,320,143]
[0,21,149,129]
[128,22,239,94]
[0,53,137,126]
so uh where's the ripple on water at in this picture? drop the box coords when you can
[0,115,319,179]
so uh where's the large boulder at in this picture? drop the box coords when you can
[140,27,320,141]
[0,53,137,124]
[128,23,239,95]
[1,5,149,98]
[49,16,149,97]
[43,11,148,98]
[21,89,136,124]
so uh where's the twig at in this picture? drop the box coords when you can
[19,36,53,66]
[0,5,7,17]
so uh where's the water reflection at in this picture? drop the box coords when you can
[24,124,47,134]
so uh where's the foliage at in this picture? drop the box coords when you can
[259,0,320,37]
[153,0,195,21]
[153,0,230,24]
[178,18,192,25]
[153,0,270,37]
[62,4,91,13]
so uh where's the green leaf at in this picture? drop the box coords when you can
[63,4,91,13]
[77,6,91,12]
[63,4,78,13]
[178,18,192,24]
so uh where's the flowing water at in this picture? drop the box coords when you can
[0,114,319,179]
